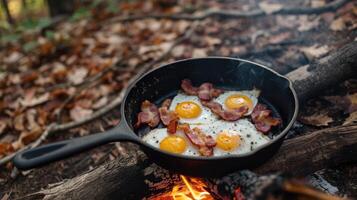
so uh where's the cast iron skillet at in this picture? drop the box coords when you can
[13,57,298,177]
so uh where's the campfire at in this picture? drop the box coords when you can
[144,172,345,200]
[148,175,214,200]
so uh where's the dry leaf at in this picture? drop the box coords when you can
[311,0,325,8]
[192,48,208,58]
[4,51,23,64]
[204,36,222,46]
[0,120,7,135]
[330,18,346,31]
[0,143,13,156]
[14,114,25,131]
[300,45,329,60]
[300,113,333,126]
[298,16,320,32]
[92,96,108,109]
[268,32,291,44]
[68,67,88,85]
[259,2,283,14]
[20,129,42,145]
[344,112,357,125]
[171,45,185,57]
[70,106,93,121]
[26,109,41,132]
[21,92,49,107]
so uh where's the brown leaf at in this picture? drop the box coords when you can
[21,92,49,107]
[0,143,13,156]
[311,0,325,8]
[297,16,320,32]
[330,17,346,31]
[14,113,25,131]
[20,129,42,145]
[26,109,41,132]
[67,67,88,85]
[0,120,7,135]
[344,112,357,125]
[204,36,221,46]
[268,32,291,44]
[300,113,333,127]
[300,45,329,60]
[70,106,93,121]
[92,96,108,109]
[192,48,208,58]
[258,2,283,14]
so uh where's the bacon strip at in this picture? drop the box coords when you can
[178,124,216,156]
[181,79,198,95]
[251,104,281,133]
[181,79,223,101]
[201,100,248,121]
[134,100,160,128]
[198,83,223,101]
[158,99,178,134]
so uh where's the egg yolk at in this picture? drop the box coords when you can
[216,132,241,151]
[160,135,187,154]
[225,94,253,111]
[175,101,202,119]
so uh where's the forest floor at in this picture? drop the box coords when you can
[0,0,357,199]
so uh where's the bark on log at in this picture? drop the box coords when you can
[286,41,357,101]
[255,123,357,175]
[23,123,357,200]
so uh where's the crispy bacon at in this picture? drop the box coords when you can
[181,79,223,101]
[158,99,178,134]
[198,83,223,101]
[201,100,248,121]
[134,100,160,128]
[181,79,198,95]
[178,124,216,156]
[251,104,281,133]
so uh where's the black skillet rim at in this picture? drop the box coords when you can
[120,57,299,160]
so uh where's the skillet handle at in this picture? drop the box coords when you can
[13,122,136,170]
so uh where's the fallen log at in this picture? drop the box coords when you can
[22,123,357,200]
[286,41,357,101]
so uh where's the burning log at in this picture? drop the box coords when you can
[21,123,357,200]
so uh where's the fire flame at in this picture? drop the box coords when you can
[151,175,214,200]
[171,175,213,200]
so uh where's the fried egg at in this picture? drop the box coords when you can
[169,93,218,124]
[142,128,200,156]
[194,119,270,156]
[143,118,270,156]
[215,89,260,116]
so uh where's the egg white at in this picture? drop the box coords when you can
[169,93,218,125]
[142,128,199,156]
[143,118,270,157]
[215,89,260,116]
[193,119,270,156]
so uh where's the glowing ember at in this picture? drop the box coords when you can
[151,175,214,200]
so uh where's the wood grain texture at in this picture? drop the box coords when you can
[287,41,357,101]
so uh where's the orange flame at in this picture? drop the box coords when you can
[150,175,214,200]
[170,175,213,200]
